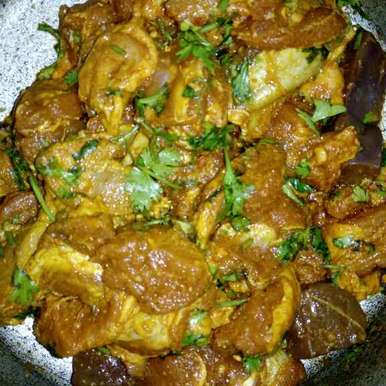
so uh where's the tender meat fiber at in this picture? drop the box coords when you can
[0,0,383,383]
[78,22,158,134]
[303,127,360,191]
[143,346,248,386]
[59,0,118,62]
[72,349,136,386]
[214,267,300,355]
[96,227,211,314]
[14,79,83,163]
[293,250,328,286]
[324,203,386,277]
[39,214,115,257]
[242,144,306,232]
[0,151,18,197]
[165,0,218,25]
[235,8,346,50]
[0,191,38,226]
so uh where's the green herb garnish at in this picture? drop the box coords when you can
[64,69,78,86]
[303,47,329,63]
[189,123,231,151]
[182,333,209,347]
[295,159,311,178]
[217,298,248,308]
[182,85,198,98]
[231,57,251,104]
[136,84,169,117]
[352,185,369,203]
[37,22,64,80]
[126,146,182,212]
[243,355,262,374]
[282,177,314,207]
[362,111,378,125]
[333,235,360,250]
[222,150,254,230]
[110,44,126,56]
[73,139,99,161]
[9,268,39,306]
[29,176,55,222]
[276,229,310,261]
[177,21,216,72]
[5,148,30,191]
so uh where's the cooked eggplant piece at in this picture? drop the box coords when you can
[72,348,136,386]
[287,283,367,359]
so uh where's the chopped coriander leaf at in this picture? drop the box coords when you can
[310,226,331,263]
[154,20,174,48]
[5,231,16,247]
[231,57,251,104]
[37,65,56,80]
[217,298,248,308]
[132,217,171,231]
[37,160,81,185]
[333,235,360,250]
[337,0,362,7]
[182,333,209,347]
[152,127,178,143]
[352,185,369,203]
[297,109,318,135]
[64,69,78,86]
[382,148,386,168]
[231,215,250,231]
[243,355,261,374]
[0,245,4,258]
[219,0,229,12]
[126,167,162,212]
[9,268,39,306]
[324,264,345,285]
[37,22,64,80]
[106,88,122,97]
[312,100,346,122]
[208,263,218,277]
[70,30,81,44]
[182,85,198,98]
[189,124,231,151]
[73,139,99,160]
[97,347,111,356]
[177,22,216,72]
[136,84,169,117]
[29,176,56,222]
[258,138,277,146]
[55,187,75,200]
[295,159,311,178]
[110,44,126,56]
[189,309,208,326]
[276,229,309,261]
[354,30,363,50]
[5,148,30,191]
[362,111,378,125]
[222,150,254,229]
[303,47,329,63]
[220,272,241,283]
[282,178,314,207]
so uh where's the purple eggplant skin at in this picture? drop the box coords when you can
[337,31,386,177]
[287,283,367,359]
[71,349,137,386]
